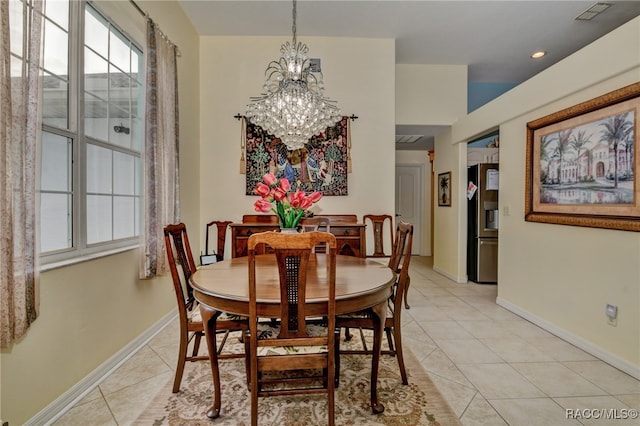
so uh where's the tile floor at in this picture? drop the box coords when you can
[53,256,640,425]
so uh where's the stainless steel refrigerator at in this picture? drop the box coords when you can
[467,163,499,283]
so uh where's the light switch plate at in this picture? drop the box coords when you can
[605,304,617,319]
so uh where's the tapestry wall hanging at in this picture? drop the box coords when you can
[244,116,349,195]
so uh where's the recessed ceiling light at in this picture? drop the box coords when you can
[531,51,547,59]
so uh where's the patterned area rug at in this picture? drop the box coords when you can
[135,332,461,425]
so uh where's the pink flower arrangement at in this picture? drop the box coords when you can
[253,173,322,229]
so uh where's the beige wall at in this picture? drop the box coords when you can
[395,64,467,256]
[198,36,396,257]
[396,64,467,125]
[433,131,468,281]
[0,1,201,424]
[435,17,640,376]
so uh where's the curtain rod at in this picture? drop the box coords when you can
[233,114,358,121]
[129,0,182,57]
[129,0,145,17]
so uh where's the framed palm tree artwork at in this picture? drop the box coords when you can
[525,82,640,231]
[438,172,451,207]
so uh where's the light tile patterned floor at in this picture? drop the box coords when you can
[53,257,640,425]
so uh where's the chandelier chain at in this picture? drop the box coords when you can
[292,0,297,45]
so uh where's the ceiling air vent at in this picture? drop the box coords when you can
[309,58,321,73]
[575,2,612,21]
[396,135,423,144]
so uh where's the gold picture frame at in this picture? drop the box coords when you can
[525,82,640,231]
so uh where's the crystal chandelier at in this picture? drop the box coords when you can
[245,0,341,150]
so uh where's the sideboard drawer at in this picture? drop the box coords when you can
[234,226,278,237]
[333,226,362,237]
[230,218,365,258]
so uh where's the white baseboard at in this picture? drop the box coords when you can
[497,297,640,380]
[432,265,468,283]
[26,310,177,426]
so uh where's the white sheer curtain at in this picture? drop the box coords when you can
[139,18,180,278]
[1,0,43,347]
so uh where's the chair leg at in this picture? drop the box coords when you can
[403,276,411,310]
[344,327,352,341]
[328,369,336,426]
[173,331,189,393]
[385,327,395,354]
[192,331,202,357]
[393,324,408,385]
[358,327,368,351]
[217,329,230,355]
[250,358,259,426]
[334,328,341,387]
[243,330,251,388]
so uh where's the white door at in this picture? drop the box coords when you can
[395,165,423,255]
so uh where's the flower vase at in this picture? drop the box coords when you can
[279,227,299,234]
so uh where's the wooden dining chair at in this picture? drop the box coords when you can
[338,221,413,385]
[301,217,331,253]
[204,220,232,263]
[363,214,394,258]
[245,231,339,426]
[163,223,248,393]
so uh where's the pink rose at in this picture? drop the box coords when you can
[263,173,277,186]
[254,182,271,197]
[253,198,272,213]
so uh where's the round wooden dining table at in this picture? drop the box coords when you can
[190,253,396,419]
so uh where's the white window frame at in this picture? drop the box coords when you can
[39,0,144,267]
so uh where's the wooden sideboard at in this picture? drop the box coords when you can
[230,214,366,258]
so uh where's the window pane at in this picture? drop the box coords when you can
[84,7,108,59]
[87,195,112,244]
[110,29,130,73]
[40,193,71,252]
[84,47,108,94]
[84,92,108,141]
[110,73,132,112]
[43,18,68,76]
[113,152,134,195]
[45,0,69,30]
[135,197,141,235]
[9,0,23,57]
[131,48,142,77]
[130,117,142,151]
[135,156,142,196]
[42,73,69,128]
[114,196,134,239]
[86,144,112,193]
[41,132,71,191]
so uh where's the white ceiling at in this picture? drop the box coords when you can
[178,0,640,150]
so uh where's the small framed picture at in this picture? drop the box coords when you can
[438,172,452,207]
